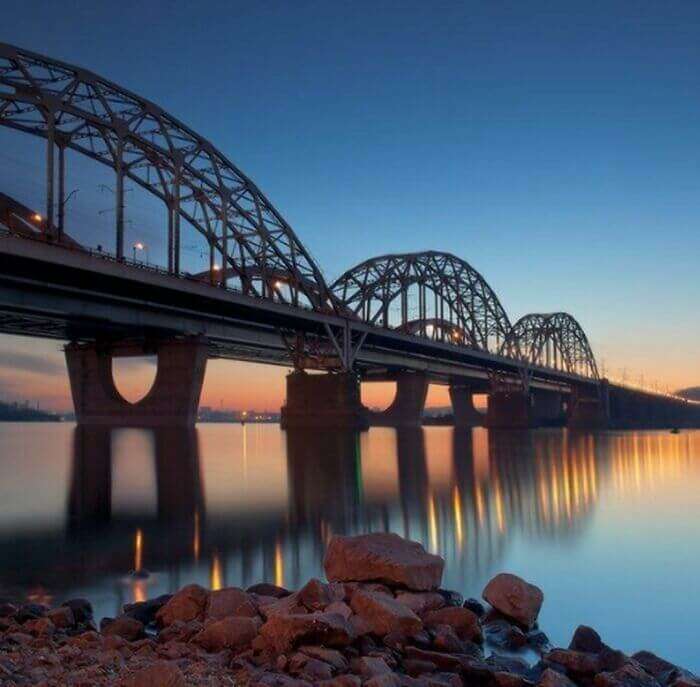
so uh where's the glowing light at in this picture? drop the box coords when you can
[193,509,200,561]
[212,264,221,271]
[133,242,144,251]
[134,528,143,571]
[274,540,285,587]
[428,493,439,552]
[274,280,285,290]
[210,552,223,590]
[452,485,463,550]
[32,213,42,222]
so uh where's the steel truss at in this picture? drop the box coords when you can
[0,42,334,310]
[330,251,512,354]
[501,312,599,380]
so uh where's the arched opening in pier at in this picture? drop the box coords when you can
[112,355,158,404]
[361,381,397,412]
[423,384,451,420]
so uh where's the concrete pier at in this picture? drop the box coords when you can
[65,337,208,427]
[449,382,486,427]
[367,371,428,427]
[280,371,369,430]
[486,389,531,429]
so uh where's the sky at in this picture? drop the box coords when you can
[1,0,699,411]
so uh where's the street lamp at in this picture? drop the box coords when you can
[132,241,146,263]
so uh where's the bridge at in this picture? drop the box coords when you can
[0,42,698,430]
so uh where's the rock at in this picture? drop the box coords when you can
[119,660,186,687]
[61,598,93,623]
[423,607,481,642]
[595,663,662,687]
[538,668,578,687]
[396,592,446,616]
[365,676,401,687]
[463,598,485,617]
[325,601,353,620]
[298,578,345,611]
[260,612,354,653]
[569,625,607,653]
[546,649,601,675]
[299,645,348,671]
[261,593,308,619]
[632,652,692,684]
[482,574,544,629]
[124,595,171,625]
[324,533,444,591]
[288,652,335,681]
[404,658,437,676]
[102,615,145,641]
[205,586,258,619]
[494,672,529,687]
[47,605,75,629]
[528,630,551,653]
[350,589,422,636]
[318,677,362,687]
[0,601,17,617]
[156,584,208,627]
[247,582,292,598]
[193,616,259,652]
[438,590,464,607]
[15,603,47,623]
[484,618,528,651]
[352,655,393,678]
[156,619,202,644]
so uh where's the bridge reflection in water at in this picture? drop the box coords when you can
[0,424,698,621]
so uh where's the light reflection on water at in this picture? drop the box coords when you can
[0,423,698,671]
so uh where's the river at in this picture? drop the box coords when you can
[0,423,698,670]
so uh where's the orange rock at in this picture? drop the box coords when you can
[119,659,186,687]
[350,589,422,637]
[482,574,543,629]
[102,615,145,641]
[324,533,444,591]
[205,587,258,620]
[298,579,345,611]
[422,607,481,642]
[193,616,260,652]
[260,612,354,653]
[156,584,208,627]
[395,592,445,616]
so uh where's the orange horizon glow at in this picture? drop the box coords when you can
[0,334,697,414]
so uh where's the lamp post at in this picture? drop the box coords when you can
[132,241,147,263]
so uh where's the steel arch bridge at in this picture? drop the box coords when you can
[0,42,608,387]
[330,251,512,354]
[501,312,599,380]
[0,42,334,311]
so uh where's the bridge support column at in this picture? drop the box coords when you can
[486,389,531,429]
[531,389,565,427]
[368,371,428,427]
[449,383,485,427]
[65,337,208,427]
[281,371,369,430]
[567,383,609,430]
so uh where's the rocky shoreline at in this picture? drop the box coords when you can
[0,532,696,686]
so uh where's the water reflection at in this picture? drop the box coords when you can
[1,424,699,627]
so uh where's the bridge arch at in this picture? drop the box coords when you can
[502,312,598,379]
[331,251,511,353]
[0,43,334,310]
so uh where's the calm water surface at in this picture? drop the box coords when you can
[0,423,698,670]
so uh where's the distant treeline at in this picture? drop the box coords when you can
[0,400,60,422]
[677,387,700,402]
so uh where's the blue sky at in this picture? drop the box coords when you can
[1,1,699,408]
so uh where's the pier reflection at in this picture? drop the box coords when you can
[0,424,698,620]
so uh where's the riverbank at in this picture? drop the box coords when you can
[0,532,696,686]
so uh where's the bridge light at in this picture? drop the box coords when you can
[212,264,221,271]
[275,280,285,289]
[32,213,42,222]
